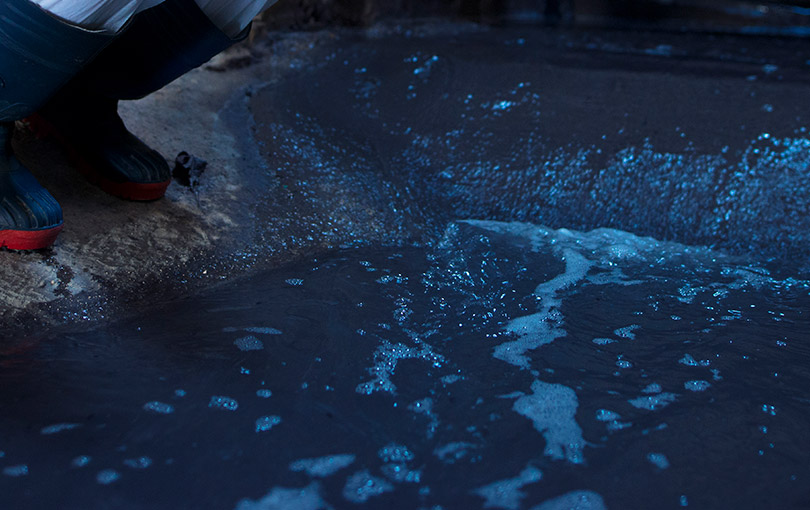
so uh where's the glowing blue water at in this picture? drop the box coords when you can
[2,220,809,508]
[5,24,810,509]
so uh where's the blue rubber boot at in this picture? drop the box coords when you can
[33,0,251,201]
[0,125,63,250]
[0,0,113,250]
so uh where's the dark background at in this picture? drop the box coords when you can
[262,0,810,33]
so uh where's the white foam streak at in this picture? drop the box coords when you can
[495,249,591,369]
[512,380,585,464]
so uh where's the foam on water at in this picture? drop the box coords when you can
[123,457,152,469]
[596,408,632,432]
[440,374,463,384]
[255,416,282,433]
[377,444,415,463]
[679,354,710,367]
[209,396,239,411]
[647,453,671,470]
[408,398,439,438]
[355,340,443,395]
[684,380,711,392]
[289,455,355,478]
[143,401,174,414]
[381,463,422,483]
[472,221,718,376]
[96,469,120,485]
[512,380,585,464]
[10,25,810,509]
[224,327,282,335]
[5,216,810,507]
[235,483,328,510]
[642,384,663,394]
[342,470,394,503]
[235,336,265,351]
[494,248,592,369]
[40,423,81,435]
[71,456,91,468]
[531,491,607,510]
[433,442,476,464]
[614,325,640,339]
[473,465,543,510]
[595,409,620,422]
[453,219,810,470]
[629,393,678,411]
[244,327,283,335]
[2,465,28,477]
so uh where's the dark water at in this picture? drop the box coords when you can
[251,25,810,266]
[2,221,810,509]
[5,24,810,509]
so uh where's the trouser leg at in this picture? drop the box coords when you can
[32,0,279,202]
[0,0,115,249]
[27,0,162,32]
[194,0,277,37]
[33,0,253,201]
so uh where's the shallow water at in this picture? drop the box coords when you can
[2,220,810,509]
[5,23,810,509]
[251,25,810,266]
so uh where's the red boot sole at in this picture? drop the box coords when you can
[25,114,171,202]
[0,225,63,251]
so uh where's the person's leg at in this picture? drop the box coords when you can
[29,0,152,32]
[32,0,276,201]
[195,0,276,37]
[0,0,124,250]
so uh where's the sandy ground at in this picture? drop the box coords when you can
[1,30,336,329]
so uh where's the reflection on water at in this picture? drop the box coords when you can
[1,220,809,508]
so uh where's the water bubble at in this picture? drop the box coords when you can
[123,457,152,469]
[71,456,91,468]
[255,416,282,432]
[684,380,711,392]
[209,396,239,411]
[143,401,174,414]
[289,454,355,477]
[342,470,393,503]
[96,469,120,485]
[234,336,264,351]
[40,423,81,435]
[378,444,415,463]
[647,453,670,469]
[2,465,28,477]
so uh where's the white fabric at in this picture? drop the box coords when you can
[194,0,277,37]
[30,0,276,36]
[30,0,146,32]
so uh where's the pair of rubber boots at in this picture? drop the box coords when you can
[0,0,248,250]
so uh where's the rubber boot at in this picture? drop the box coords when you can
[0,0,113,250]
[32,0,251,202]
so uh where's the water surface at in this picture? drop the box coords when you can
[2,221,809,509]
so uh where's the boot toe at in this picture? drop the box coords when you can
[0,158,63,250]
[101,134,171,185]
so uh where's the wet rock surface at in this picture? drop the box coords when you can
[3,21,810,509]
[1,32,325,327]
